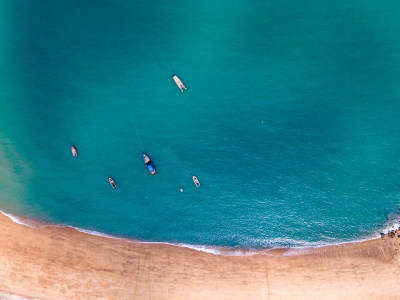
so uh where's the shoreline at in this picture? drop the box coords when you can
[0,210,400,299]
[1,209,399,256]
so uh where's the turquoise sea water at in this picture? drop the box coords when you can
[1,0,400,249]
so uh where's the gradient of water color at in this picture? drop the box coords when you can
[0,0,400,249]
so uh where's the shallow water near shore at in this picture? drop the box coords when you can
[1,0,400,249]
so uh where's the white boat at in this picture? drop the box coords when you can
[173,75,186,92]
[193,176,200,187]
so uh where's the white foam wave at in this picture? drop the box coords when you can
[379,220,400,235]
[175,244,258,256]
[63,226,122,240]
[138,242,259,256]
[0,210,36,228]
[1,209,399,257]
[0,214,250,256]
[48,227,258,256]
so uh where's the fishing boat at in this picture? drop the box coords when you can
[143,154,156,175]
[71,146,78,157]
[173,75,186,92]
[193,176,200,187]
[109,177,116,188]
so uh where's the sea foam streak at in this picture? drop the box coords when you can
[0,210,37,228]
[1,209,399,257]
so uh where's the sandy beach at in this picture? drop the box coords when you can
[0,213,399,300]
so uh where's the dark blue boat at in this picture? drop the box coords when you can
[143,154,156,175]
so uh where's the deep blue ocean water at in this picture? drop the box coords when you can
[1,0,400,249]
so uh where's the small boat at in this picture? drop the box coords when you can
[173,75,186,92]
[71,146,78,157]
[109,177,116,188]
[143,154,156,175]
[193,176,200,187]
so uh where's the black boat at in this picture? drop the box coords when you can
[109,177,116,188]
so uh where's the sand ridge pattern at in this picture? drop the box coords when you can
[0,213,399,299]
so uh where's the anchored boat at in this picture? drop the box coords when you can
[173,75,186,92]
[143,154,156,175]
[193,176,200,187]
[109,177,116,188]
[71,146,78,157]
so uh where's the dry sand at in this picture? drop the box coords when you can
[0,213,399,300]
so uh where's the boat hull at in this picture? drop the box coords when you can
[193,176,200,187]
[173,75,186,92]
[109,178,116,188]
[71,146,78,157]
[143,154,157,175]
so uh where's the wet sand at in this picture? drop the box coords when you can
[0,213,399,300]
